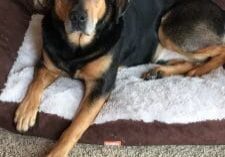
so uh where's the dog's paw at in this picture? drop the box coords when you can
[14,101,38,132]
[156,60,169,65]
[156,59,187,66]
[46,149,68,157]
[46,153,68,157]
[141,68,164,80]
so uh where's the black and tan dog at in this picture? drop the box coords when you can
[15,0,225,156]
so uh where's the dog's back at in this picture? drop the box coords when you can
[117,0,178,66]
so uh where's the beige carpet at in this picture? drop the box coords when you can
[0,128,225,157]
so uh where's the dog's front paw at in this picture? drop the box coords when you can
[141,67,164,80]
[46,149,68,157]
[14,100,39,132]
[46,153,68,157]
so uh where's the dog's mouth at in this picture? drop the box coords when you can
[67,28,95,47]
[65,18,95,36]
[65,16,96,47]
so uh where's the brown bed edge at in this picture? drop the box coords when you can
[1,102,225,145]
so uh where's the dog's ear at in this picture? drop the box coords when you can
[115,0,130,22]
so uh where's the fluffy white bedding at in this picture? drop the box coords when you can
[1,15,225,125]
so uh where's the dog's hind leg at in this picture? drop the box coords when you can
[142,60,195,80]
[144,0,225,79]
[46,80,110,157]
[142,10,225,80]
[46,54,115,157]
[187,46,225,76]
[142,45,225,80]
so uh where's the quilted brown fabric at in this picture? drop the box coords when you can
[0,0,31,89]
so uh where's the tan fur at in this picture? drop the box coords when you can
[75,54,112,80]
[14,63,60,132]
[43,51,62,74]
[157,61,194,76]
[143,45,225,79]
[39,51,112,157]
[46,80,108,157]
[55,0,71,21]
[84,0,106,22]
[68,32,95,47]
[187,46,225,76]
[46,52,112,157]
[15,44,112,157]
[67,0,106,47]
[190,46,224,62]
[144,27,225,78]
[142,60,194,78]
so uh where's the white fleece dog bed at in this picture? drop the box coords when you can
[1,14,225,126]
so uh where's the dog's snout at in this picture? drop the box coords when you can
[70,10,87,25]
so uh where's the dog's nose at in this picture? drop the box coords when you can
[70,11,87,25]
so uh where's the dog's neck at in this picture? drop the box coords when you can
[43,2,123,75]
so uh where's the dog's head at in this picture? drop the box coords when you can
[52,0,129,46]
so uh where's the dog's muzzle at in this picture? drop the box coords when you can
[70,10,87,32]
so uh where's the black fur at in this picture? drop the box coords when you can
[42,0,225,100]
[115,0,179,66]
[42,0,123,76]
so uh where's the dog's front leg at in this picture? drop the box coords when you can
[46,78,113,157]
[14,62,60,132]
[47,53,115,157]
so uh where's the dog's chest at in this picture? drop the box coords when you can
[73,54,112,80]
[44,51,112,80]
